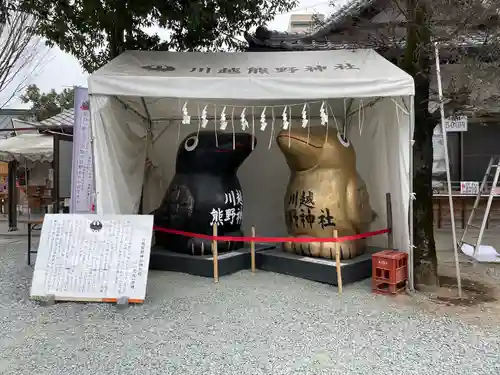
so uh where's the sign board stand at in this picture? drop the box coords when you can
[30,214,153,304]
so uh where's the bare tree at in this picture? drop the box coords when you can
[315,0,500,285]
[0,4,50,109]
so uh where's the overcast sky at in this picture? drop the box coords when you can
[5,0,333,109]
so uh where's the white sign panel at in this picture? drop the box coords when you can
[30,214,153,303]
[444,116,468,132]
[460,181,479,195]
[70,87,95,213]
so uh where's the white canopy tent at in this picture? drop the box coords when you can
[0,133,54,218]
[87,49,416,287]
[0,133,54,189]
[0,133,53,164]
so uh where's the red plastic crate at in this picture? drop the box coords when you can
[372,250,408,295]
[372,279,407,295]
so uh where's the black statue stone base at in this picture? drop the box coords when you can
[256,247,384,286]
[149,244,276,278]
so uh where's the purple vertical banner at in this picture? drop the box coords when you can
[70,87,95,213]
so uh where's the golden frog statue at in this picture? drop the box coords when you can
[276,126,376,260]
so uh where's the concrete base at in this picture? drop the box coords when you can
[150,244,275,278]
[256,247,384,286]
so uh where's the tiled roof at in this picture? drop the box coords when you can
[245,30,498,65]
[8,108,75,137]
[244,30,366,51]
[304,0,376,40]
[0,109,34,138]
[0,108,32,117]
[245,0,377,49]
[40,108,74,127]
[246,0,499,54]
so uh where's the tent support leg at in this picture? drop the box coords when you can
[8,160,17,231]
[408,95,415,292]
[139,97,153,215]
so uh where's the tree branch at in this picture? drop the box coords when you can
[0,9,49,109]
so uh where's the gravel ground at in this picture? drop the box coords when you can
[1,238,500,375]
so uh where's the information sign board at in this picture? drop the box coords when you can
[30,214,153,303]
[444,116,468,132]
[460,181,479,195]
[70,87,95,213]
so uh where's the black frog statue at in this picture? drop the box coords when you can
[153,130,256,255]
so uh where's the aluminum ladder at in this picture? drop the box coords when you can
[458,155,500,258]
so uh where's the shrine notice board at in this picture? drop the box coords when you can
[30,214,154,303]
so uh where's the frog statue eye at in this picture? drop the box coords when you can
[337,132,350,148]
[184,135,199,152]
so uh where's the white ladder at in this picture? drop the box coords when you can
[458,156,500,257]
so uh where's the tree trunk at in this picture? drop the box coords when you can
[108,25,125,59]
[403,0,439,286]
[412,99,439,286]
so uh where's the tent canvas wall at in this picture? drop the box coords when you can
[87,49,415,282]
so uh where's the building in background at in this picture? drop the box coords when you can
[247,0,500,229]
[0,108,34,138]
[247,0,500,185]
[288,13,324,34]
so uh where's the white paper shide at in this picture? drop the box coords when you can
[30,214,154,302]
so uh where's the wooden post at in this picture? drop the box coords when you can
[386,193,393,249]
[251,226,256,274]
[212,224,219,283]
[334,229,343,294]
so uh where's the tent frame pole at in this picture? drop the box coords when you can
[409,95,415,291]
[114,96,149,121]
[7,160,17,231]
[139,97,153,215]
[140,97,153,128]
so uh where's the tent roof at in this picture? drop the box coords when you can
[0,134,53,163]
[88,49,414,100]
